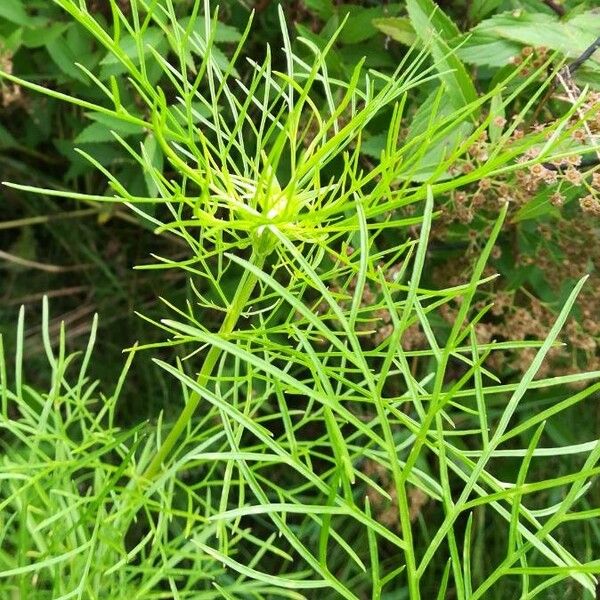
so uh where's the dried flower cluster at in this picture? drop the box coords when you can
[509,45,550,78]
[420,91,600,383]
[0,50,21,108]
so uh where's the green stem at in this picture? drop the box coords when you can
[143,250,266,481]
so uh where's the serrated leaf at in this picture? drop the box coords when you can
[196,43,234,74]
[45,36,87,82]
[75,116,144,144]
[54,138,121,180]
[512,187,559,222]
[304,0,334,19]
[456,35,521,67]
[143,133,163,198]
[100,28,164,66]
[0,0,33,26]
[400,89,473,181]
[465,10,600,60]
[22,22,68,49]
[372,17,417,47]
[338,39,396,69]
[184,26,239,77]
[0,122,17,149]
[86,112,145,133]
[181,17,242,43]
[408,0,460,40]
[211,22,242,43]
[2,26,22,53]
[468,0,503,22]
[337,4,402,45]
[74,123,120,144]
[406,0,478,110]
[360,132,388,159]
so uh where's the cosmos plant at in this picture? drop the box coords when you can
[0,1,599,598]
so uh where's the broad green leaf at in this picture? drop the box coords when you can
[44,23,96,82]
[400,89,473,181]
[1,25,22,53]
[408,0,460,40]
[574,69,600,89]
[456,35,521,67]
[75,113,145,144]
[75,123,135,144]
[338,40,396,69]
[46,37,87,82]
[360,132,388,159]
[0,122,17,148]
[0,0,33,26]
[191,42,234,74]
[337,4,402,45]
[181,17,242,43]
[406,0,478,110]
[143,133,163,198]
[209,22,241,43]
[512,187,558,223]
[100,28,165,66]
[304,0,335,20]
[295,23,345,73]
[54,138,117,180]
[462,10,600,63]
[372,17,417,47]
[86,112,147,133]
[22,22,68,49]
[172,19,239,77]
[468,0,503,22]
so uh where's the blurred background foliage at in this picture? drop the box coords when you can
[1,0,600,428]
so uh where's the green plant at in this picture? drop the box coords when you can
[1,1,599,598]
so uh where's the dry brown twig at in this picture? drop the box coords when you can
[558,36,600,151]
